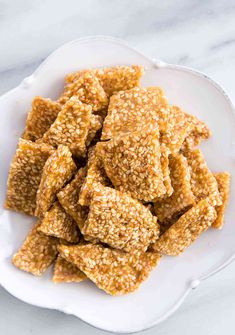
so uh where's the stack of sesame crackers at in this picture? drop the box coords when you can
[5,65,230,295]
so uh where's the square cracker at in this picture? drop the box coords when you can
[79,146,111,206]
[160,106,194,154]
[98,127,167,201]
[5,139,54,216]
[183,149,221,206]
[52,255,87,283]
[22,96,61,141]
[82,184,160,252]
[38,202,79,243]
[65,65,144,97]
[101,87,169,140]
[212,172,230,229]
[40,97,92,156]
[59,71,108,111]
[57,167,88,231]
[152,199,217,256]
[35,145,77,218]
[58,244,160,295]
[12,222,58,276]
[154,154,195,222]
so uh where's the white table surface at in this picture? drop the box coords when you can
[1,1,235,334]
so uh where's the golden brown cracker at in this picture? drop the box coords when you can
[154,154,195,222]
[83,185,160,252]
[85,114,103,147]
[101,87,168,140]
[58,244,160,295]
[35,145,76,217]
[5,139,54,216]
[79,146,111,206]
[53,255,86,283]
[38,202,79,243]
[59,71,108,111]
[184,149,221,206]
[66,65,144,97]
[22,97,61,141]
[12,222,58,276]
[152,199,217,256]
[57,167,88,231]
[160,106,194,154]
[40,97,92,156]
[212,172,230,229]
[98,128,167,201]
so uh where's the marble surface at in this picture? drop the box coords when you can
[1,0,235,334]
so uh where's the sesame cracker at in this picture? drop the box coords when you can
[184,149,221,206]
[57,167,88,231]
[38,202,79,243]
[154,154,195,222]
[40,97,92,156]
[101,87,168,140]
[52,255,87,283]
[12,222,58,276]
[66,65,144,97]
[212,172,230,229]
[160,106,194,155]
[79,146,111,206]
[82,184,160,252]
[85,114,103,147]
[160,145,173,197]
[182,114,211,149]
[35,145,77,217]
[58,244,160,295]
[98,128,167,201]
[5,139,54,216]
[22,96,61,141]
[152,199,217,256]
[59,71,108,111]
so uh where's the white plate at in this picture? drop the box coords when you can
[0,36,235,334]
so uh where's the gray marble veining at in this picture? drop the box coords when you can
[0,1,235,334]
